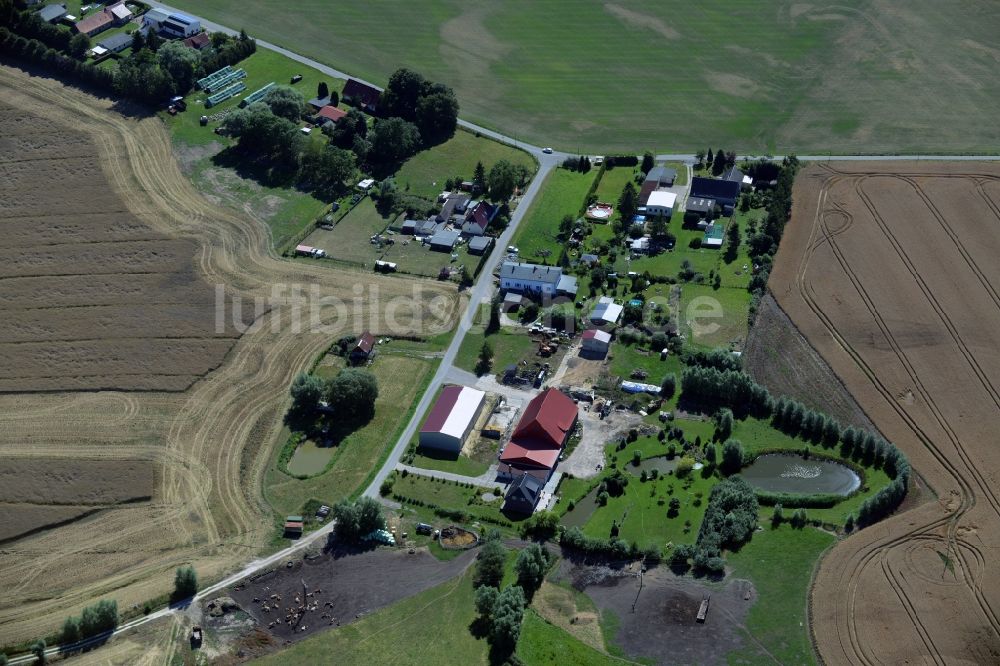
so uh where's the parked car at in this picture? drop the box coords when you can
[542,147,553,154]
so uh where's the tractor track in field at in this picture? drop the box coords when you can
[0,64,460,644]
[777,163,1000,665]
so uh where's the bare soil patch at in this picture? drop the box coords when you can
[770,162,1000,665]
[553,560,761,665]
[744,293,876,431]
[228,546,477,643]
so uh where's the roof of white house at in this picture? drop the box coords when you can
[646,190,676,208]
[421,385,486,440]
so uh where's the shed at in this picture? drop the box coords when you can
[468,235,493,255]
[503,292,523,310]
[645,165,677,186]
[430,229,460,251]
[590,296,623,325]
[37,3,68,23]
[419,385,487,454]
[580,254,600,266]
[350,331,375,364]
[183,32,211,50]
[307,95,332,110]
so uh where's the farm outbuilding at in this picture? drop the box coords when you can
[468,235,493,255]
[499,388,577,479]
[581,329,612,356]
[645,190,676,217]
[590,297,623,326]
[342,78,381,112]
[350,331,376,364]
[690,177,740,214]
[430,229,460,251]
[419,385,486,454]
[37,3,68,23]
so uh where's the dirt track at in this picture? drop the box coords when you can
[770,162,1000,665]
[0,65,460,645]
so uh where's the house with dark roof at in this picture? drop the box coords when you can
[685,197,716,218]
[315,106,347,125]
[690,177,741,214]
[350,331,376,364]
[504,473,544,514]
[436,194,467,223]
[37,3,68,23]
[342,79,381,113]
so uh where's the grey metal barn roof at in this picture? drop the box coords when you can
[430,229,460,247]
[645,165,677,185]
[469,236,493,252]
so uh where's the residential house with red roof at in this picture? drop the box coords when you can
[350,331,376,365]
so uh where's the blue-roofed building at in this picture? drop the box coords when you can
[160,12,201,38]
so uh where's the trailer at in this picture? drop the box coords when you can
[696,595,710,623]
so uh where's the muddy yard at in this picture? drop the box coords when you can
[554,561,761,665]
[228,545,478,644]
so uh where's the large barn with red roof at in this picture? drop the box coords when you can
[499,388,577,480]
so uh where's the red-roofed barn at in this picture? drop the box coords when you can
[499,388,577,479]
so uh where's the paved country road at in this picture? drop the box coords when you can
[11,6,1000,663]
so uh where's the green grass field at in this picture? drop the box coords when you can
[304,198,395,262]
[725,526,835,666]
[455,326,537,375]
[678,283,750,350]
[168,1,1000,154]
[517,610,633,666]
[256,566,488,665]
[264,353,435,516]
[512,168,597,261]
[395,129,536,200]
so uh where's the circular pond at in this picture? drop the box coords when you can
[741,454,860,496]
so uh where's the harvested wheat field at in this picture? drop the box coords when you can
[770,162,1000,665]
[0,64,459,645]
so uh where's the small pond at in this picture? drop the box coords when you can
[287,441,334,476]
[561,485,600,528]
[626,456,678,477]
[741,454,860,496]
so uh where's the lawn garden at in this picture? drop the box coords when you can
[512,167,598,261]
[264,352,436,519]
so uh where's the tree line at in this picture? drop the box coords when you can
[671,476,759,574]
